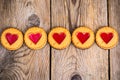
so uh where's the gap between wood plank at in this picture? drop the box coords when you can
[107,0,110,80]
[108,50,110,80]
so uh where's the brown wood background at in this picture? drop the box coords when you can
[0,0,119,80]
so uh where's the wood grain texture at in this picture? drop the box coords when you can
[0,0,50,80]
[51,0,108,80]
[109,0,120,80]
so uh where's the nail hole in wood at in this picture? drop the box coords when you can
[27,14,40,27]
[71,0,76,5]
[71,74,82,80]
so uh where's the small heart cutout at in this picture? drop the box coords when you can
[100,32,113,44]
[77,32,90,44]
[53,32,66,44]
[29,33,42,44]
[6,33,18,45]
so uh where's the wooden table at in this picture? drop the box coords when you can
[0,0,119,80]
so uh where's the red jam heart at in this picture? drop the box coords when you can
[53,32,66,44]
[77,32,90,44]
[100,32,113,44]
[6,33,18,45]
[29,33,42,44]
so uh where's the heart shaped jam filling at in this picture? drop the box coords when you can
[29,33,42,44]
[6,33,18,45]
[100,32,113,44]
[77,32,90,44]
[53,32,66,44]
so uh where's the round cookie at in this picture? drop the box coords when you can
[72,27,95,49]
[48,27,71,49]
[1,28,23,50]
[24,27,47,50]
[96,27,118,49]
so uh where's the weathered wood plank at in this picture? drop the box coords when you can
[0,0,50,80]
[109,0,120,80]
[51,0,108,80]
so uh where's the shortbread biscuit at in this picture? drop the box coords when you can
[72,27,95,49]
[1,28,23,50]
[24,27,47,50]
[96,27,118,49]
[48,27,71,49]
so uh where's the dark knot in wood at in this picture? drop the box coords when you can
[27,14,40,27]
[71,74,82,80]
[26,1,32,7]
[71,0,77,5]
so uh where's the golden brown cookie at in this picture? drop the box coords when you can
[1,28,23,50]
[24,27,47,50]
[96,27,118,49]
[48,27,71,49]
[72,27,95,49]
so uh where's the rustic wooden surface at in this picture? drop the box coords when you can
[0,0,120,80]
[0,0,50,80]
[109,0,120,80]
[51,0,108,80]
